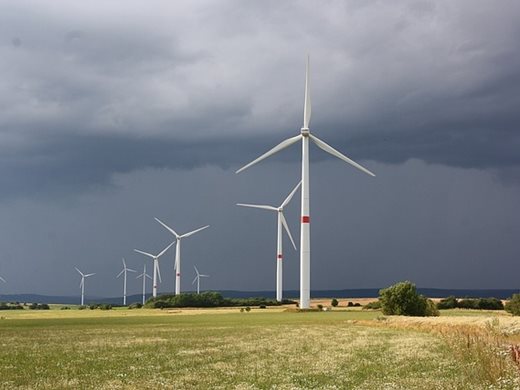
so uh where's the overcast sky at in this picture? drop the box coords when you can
[1,0,519,298]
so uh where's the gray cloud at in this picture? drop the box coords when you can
[0,1,519,295]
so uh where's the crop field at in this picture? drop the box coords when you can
[1,307,520,389]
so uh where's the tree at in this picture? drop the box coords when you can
[379,281,438,317]
[331,298,338,307]
[505,294,520,316]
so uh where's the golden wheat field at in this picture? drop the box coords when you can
[1,302,520,389]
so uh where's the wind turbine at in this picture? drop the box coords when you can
[75,267,95,306]
[0,275,5,284]
[154,218,209,295]
[116,258,136,306]
[136,264,152,305]
[133,241,174,298]
[237,181,301,302]
[192,265,209,294]
[236,57,375,309]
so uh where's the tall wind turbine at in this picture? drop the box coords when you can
[154,218,209,295]
[136,264,152,305]
[192,265,209,294]
[75,267,95,306]
[236,57,375,309]
[237,181,301,302]
[116,258,136,306]
[134,241,174,298]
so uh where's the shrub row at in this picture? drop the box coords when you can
[437,296,503,310]
[145,292,296,309]
[0,302,24,310]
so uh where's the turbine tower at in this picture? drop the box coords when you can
[75,267,95,306]
[192,265,209,294]
[136,264,152,305]
[116,258,136,306]
[154,218,209,295]
[236,57,375,309]
[134,241,174,298]
[237,181,301,302]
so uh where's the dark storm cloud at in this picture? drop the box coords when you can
[0,1,519,200]
[1,1,520,297]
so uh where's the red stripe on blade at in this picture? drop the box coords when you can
[302,216,310,223]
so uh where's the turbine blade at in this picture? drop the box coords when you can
[157,241,175,258]
[309,134,376,177]
[136,273,144,279]
[127,268,137,273]
[75,267,84,277]
[280,212,297,250]
[236,203,277,211]
[192,276,198,285]
[122,258,127,268]
[116,270,124,278]
[235,135,302,174]
[194,265,200,276]
[154,217,179,237]
[146,274,152,280]
[0,276,5,283]
[85,273,95,277]
[281,181,302,208]
[303,55,311,128]
[181,225,210,238]
[200,274,210,278]
[134,249,155,258]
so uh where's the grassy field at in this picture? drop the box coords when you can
[1,307,520,389]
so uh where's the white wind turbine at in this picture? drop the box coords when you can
[154,218,210,295]
[136,264,152,305]
[134,241,174,298]
[116,258,136,306]
[192,265,209,294]
[0,275,5,284]
[236,57,375,309]
[75,267,95,306]
[237,181,301,302]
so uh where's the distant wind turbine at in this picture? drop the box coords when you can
[237,181,301,302]
[116,258,136,306]
[134,241,174,298]
[136,264,152,305]
[154,218,209,295]
[75,267,95,306]
[236,56,375,309]
[0,275,5,283]
[192,265,209,294]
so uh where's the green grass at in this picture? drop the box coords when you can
[0,309,518,389]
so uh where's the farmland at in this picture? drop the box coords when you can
[1,306,519,389]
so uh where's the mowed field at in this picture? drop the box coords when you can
[1,303,520,389]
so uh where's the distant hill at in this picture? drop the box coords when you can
[2,288,520,305]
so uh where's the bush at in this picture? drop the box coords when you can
[331,298,338,307]
[128,302,143,309]
[78,305,87,310]
[363,300,381,310]
[354,303,361,307]
[505,294,520,315]
[259,305,266,309]
[60,306,70,310]
[379,281,438,317]
[317,304,323,310]
[245,306,251,312]
[437,296,458,310]
[29,303,50,310]
[0,302,24,310]
[347,301,354,307]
